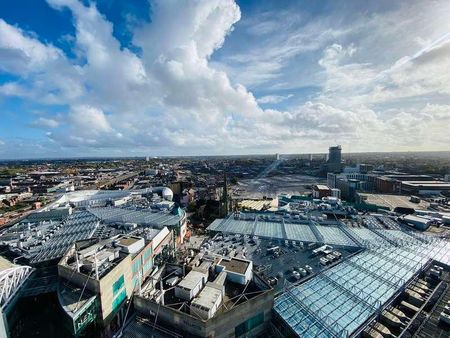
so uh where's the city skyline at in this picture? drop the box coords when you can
[1,0,450,159]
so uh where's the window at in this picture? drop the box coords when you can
[132,258,142,274]
[112,275,125,296]
[235,312,264,337]
[143,247,152,261]
[143,259,153,273]
[112,289,126,311]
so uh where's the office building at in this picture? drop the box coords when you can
[57,227,172,336]
[312,185,332,199]
[326,146,343,173]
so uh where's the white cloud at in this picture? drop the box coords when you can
[69,105,112,133]
[257,94,293,104]
[30,117,59,129]
[1,0,450,157]
[0,19,61,75]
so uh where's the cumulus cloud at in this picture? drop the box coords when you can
[0,19,61,75]
[29,117,60,129]
[69,105,112,133]
[1,0,450,157]
[257,94,293,104]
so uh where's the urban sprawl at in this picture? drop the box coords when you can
[0,148,450,338]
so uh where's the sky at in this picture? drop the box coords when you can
[0,0,450,159]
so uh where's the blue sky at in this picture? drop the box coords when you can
[1,0,450,159]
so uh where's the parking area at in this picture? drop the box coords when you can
[201,234,359,293]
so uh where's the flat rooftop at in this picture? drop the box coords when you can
[239,199,272,211]
[191,284,222,310]
[58,282,96,318]
[402,181,450,187]
[404,214,431,223]
[117,236,141,246]
[219,258,249,274]
[358,193,430,210]
[177,270,206,290]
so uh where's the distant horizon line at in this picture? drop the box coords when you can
[1,149,450,162]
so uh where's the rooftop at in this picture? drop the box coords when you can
[404,214,432,224]
[58,282,96,318]
[177,270,207,290]
[117,236,141,246]
[239,199,272,211]
[357,193,430,210]
[0,210,99,264]
[218,257,249,275]
[62,236,131,279]
[274,240,450,338]
[402,181,450,187]
[207,213,434,249]
[87,206,184,228]
[191,283,223,311]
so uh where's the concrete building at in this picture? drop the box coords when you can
[57,227,172,336]
[312,185,332,199]
[374,176,397,193]
[175,266,209,301]
[328,172,376,200]
[216,257,253,285]
[402,214,433,230]
[190,271,226,320]
[400,181,450,195]
[129,256,274,338]
[331,188,341,199]
[355,193,430,212]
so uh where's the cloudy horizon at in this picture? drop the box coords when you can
[1,0,450,159]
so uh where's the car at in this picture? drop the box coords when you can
[332,251,342,259]
[326,254,336,261]
[292,271,301,280]
[320,257,329,266]
[305,265,313,273]
[299,268,307,277]
[267,277,278,286]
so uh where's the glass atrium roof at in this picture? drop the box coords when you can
[87,207,184,228]
[274,241,450,337]
[207,214,437,248]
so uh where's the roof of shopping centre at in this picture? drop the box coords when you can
[274,240,450,338]
[207,213,434,248]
